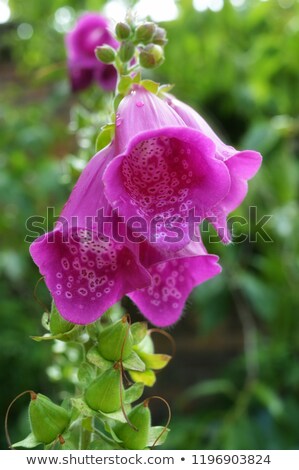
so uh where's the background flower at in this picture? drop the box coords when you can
[65,13,118,92]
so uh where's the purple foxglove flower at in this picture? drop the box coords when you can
[103,85,231,252]
[167,96,262,242]
[129,247,221,327]
[30,144,151,324]
[65,13,118,92]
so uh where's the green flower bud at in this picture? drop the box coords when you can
[29,393,70,444]
[95,45,116,64]
[119,41,135,63]
[115,22,131,40]
[115,402,151,450]
[152,27,167,46]
[98,316,133,361]
[135,22,156,44]
[50,304,74,335]
[84,366,122,413]
[139,44,164,69]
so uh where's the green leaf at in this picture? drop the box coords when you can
[77,362,96,388]
[86,346,113,371]
[129,369,156,387]
[122,351,146,372]
[131,322,148,345]
[70,398,96,417]
[30,324,83,342]
[147,426,170,447]
[95,124,115,152]
[118,75,133,94]
[252,382,284,418]
[124,382,144,404]
[100,405,131,423]
[140,79,159,94]
[138,352,171,370]
[12,433,42,449]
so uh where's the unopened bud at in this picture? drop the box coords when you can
[119,41,135,63]
[114,402,151,450]
[152,27,167,46]
[85,367,122,413]
[95,45,116,64]
[135,22,156,44]
[139,44,164,69]
[97,316,133,361]
[115,22,131,40]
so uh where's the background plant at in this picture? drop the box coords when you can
[1,0,299,450]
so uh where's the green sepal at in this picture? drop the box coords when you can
[104,422,124,442]
[137,352,171,370]
[147,426,170,447]
[140,79,159,94]
[30,324,83,343]
[88,439,119,450]
[124,382,144,404]
[77,362,96,388]
[86,346,113,372]
[11,433,42,449]
[99,404,131,423]
[122,351,146,372]
[41,312,50,331]
[95,123,115,152]
[129,369,156,387]
[86,321,102,340]
[158,83,175,97]
[114,94,124,111]
[118,75,133,95]
[50,303,75,335]
[135,334,154,354]
[130,322,148,345]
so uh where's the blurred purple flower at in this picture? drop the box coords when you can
[65,13,118,92]
[168,96,262,242]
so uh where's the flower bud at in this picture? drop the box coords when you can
[98,316,133,361]
[50,304,74,335]
[29,393,70,444]
[135,22,156,44]
[114,402,151,449]
[84,366,122,413]
[119,41,135,63]
[139,44,164,69]
[115,22,131,40]
[152,27,167,46]
[95,45,116,64]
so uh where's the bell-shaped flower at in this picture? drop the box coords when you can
[30,144,151,325]
[65,13,118,92]
[129,243,221,327]
[167,96,262,242]
[103,85,231,253]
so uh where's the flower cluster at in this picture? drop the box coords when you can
[30,15,262,328]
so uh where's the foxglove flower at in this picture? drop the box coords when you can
[30,140,221,326]
[30,144,151,324]
[167,96,262,242]
[66,13,118,92]
[103,85,231,252]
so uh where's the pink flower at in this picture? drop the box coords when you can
[167,96,262,242]
[65,13,118,92]
[103,85,231,252]
[29,140,221,326]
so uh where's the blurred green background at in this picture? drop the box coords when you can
[1,0,299,450]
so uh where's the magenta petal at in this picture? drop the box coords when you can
[104,127,230,251]
[29,143,151,324]
[128,252,221,327]
[30,228,150,324]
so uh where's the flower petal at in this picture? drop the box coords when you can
[128,252,221,327]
